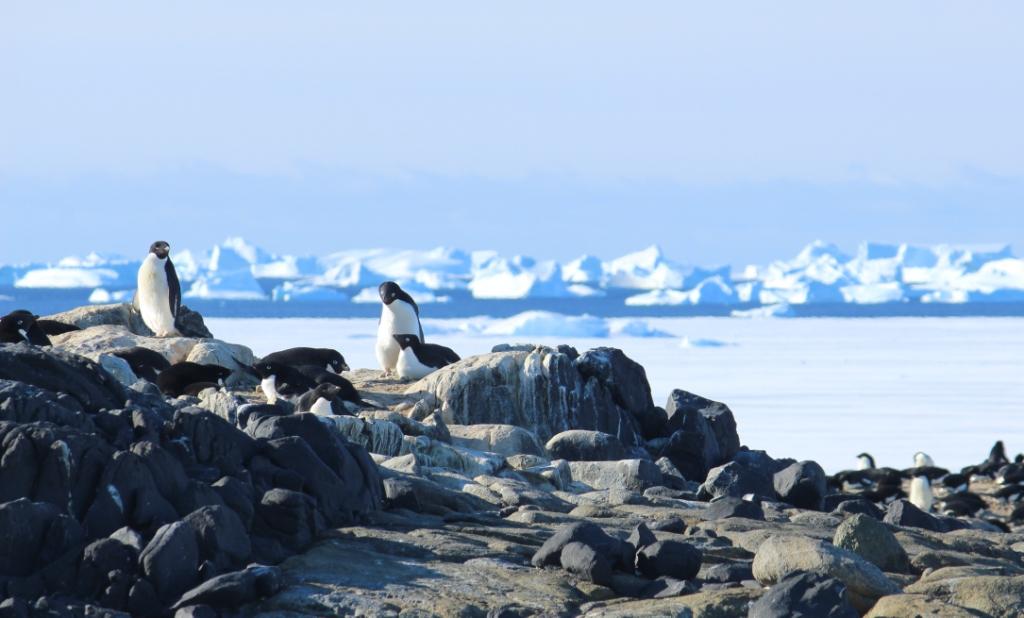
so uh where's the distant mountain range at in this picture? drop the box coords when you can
[2,239,1023,314]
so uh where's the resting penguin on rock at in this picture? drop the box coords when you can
[136,240,181,337]
[157,361,232,397]
[0,310,52,345]
[295,383,354,416]
[111,346,171,382]
[292,365,371,407]
[376,281,424,377]
[393,334,460,380]
[252,360,317,404]
[261,347,349,374]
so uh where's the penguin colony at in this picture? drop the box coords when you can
[7,239,1024,526]
[3,240,461,420]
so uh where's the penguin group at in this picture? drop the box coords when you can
[2,240,463,421]
[829,441,1024,530]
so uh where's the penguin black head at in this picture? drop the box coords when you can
[1,309,38,330]
[324,350,350,373]
[313,383,342,399]
[379,281,402,305]
[203,364,233,381]
[253,361,288,379]
[149,240,171,260]
[393,334,421,350]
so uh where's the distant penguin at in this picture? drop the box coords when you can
[296,383,353,416]
[909,452,935,512]
[0,310,52,345]
[112,346,171,382]
[856,452,876,471]
[375,281,424,376]
[261,347,349,374]
[393,334,460,380]
[157,362,231,397]
[136,240,181,337]
[251,361,317,404]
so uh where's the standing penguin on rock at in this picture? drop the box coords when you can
[375,281,424,377]
[136,240,181,337]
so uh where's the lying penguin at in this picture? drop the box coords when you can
[0,310,52,345]
[295,383,354,416]
[157,362,232,397]
[251,360,317,404]
[111,346,171,382]
[261,346,349,374]
[393,334,460,380]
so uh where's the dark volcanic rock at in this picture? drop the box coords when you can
[635,540,702,580]
[560,542,613,585]
[774,461,828,510]
[173,564,281,609]
[574,347,655,418]
[172,408,256,475]
[0,344,127,413]
[665,389,739,458]
[748,571,858,618]
[140,520,200,603]
[703,497,765,521]
[531,522,624,569]
[545,430,627,462]
[883,499,944,532]
[0,499,59,577]
[830,498,884,520]
[702,461,776,500]
[255,489,325,553]
[184,506,251,571]
[0,380,93,431]
[661,389,740,481]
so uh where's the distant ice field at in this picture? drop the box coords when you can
[207,316,1024,473]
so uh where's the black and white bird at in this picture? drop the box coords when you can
[136,240,181,337]
[0,310,52,345]
[251,360,317,404]
[375,281,424,377]
[111,346,171,382]
[292,365,371,407]
[295,383,353,416]
[156,362,232,397]
[909,452,936,512]
[393,334,460,380]
[261,347,349,374]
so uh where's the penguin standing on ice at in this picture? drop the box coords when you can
[375,281,424,376]
[393,334,460,380]
[136,240,181,337]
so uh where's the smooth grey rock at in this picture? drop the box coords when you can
[560,541,613,585]
[702,461,775,500]
[703,497,765,521]
[449,424,545,457]
[545,430,627,461]
[568,459,662,491]
[98,354,138,386]
[531,522,624,569]
[752,534,901,611]
[833,513,911,574]
[884,499,944,532]
[140,520,200,603]
[635,541,702,580]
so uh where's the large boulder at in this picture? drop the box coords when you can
[883,499,944,532]
[532,522,624,569]
[575,347,655,419]
[660,389,740,481]
[560,542,613,585]
[635,541,702,580]
[0,499,60,577]
[665,390,739,457]
[408,347,646,447]
[773,461,828,510]
[702,461,775,500]
[0,343,127,413]
[904,575,1024,617]
[833,514,911,574]
[748,571,858,618]
[545,430,627,462]
[44,301,212,338]
[448,424,545,457]
[140,520,200,603]
[0,379,94,431]
[568,459,662,491]
[173,565,281,610]
[753,535,901,611]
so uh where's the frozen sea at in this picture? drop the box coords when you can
[206,316,1024,474]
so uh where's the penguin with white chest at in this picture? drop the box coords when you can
[909,451,936,512]
[375,281,424,376]
[394,334,460,380]
[136,240,181,337]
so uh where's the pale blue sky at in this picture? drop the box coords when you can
[2,2,1023,264]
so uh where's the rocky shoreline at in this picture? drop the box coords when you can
[1,302,1023,617]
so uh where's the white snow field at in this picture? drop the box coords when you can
[207,315,1024,474]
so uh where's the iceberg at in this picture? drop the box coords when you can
[271,281,349,302]
[469,255,570,299]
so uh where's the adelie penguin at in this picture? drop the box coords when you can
[0,310,52,346]
[156,362,232,397]
[136,240,181,337]
[393,334,460,380]
[261,347,349,374]
[296,383,354,416]
[111,346,171,382]
[252,360,317,404]
[376,281,424,377]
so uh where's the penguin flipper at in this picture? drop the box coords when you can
[166,258,181,319]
